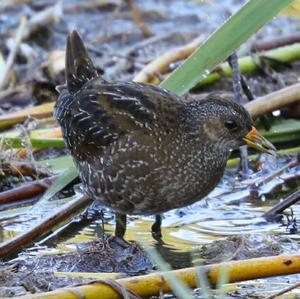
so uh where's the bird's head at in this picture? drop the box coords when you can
[183,95,276,155]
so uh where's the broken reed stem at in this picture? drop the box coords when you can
[2,161,50,178]
[0,102,54,129]
[0,16,27,90]
[0,194,92,258]
[245,82,300,118]
[0,175,57,204]
[11,255,300,299]
[264,186,300,220]
[251,31,300,51]
[265,281,300,299]
[125,0,153,38]
[133,34,204,83]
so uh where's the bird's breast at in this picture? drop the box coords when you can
[76,136,229,215]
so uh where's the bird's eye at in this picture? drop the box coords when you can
[225,120,238,131]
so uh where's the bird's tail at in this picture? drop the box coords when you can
[65,30,98,94]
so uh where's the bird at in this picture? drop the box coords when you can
[54,31,276,239]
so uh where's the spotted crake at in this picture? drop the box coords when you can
[54,31,275,239]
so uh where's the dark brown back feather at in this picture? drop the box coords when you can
[69,81,183,152]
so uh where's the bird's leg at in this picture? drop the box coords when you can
[115,213,127,239]
[151,214,162,238]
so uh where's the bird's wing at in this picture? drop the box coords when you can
[70,80,183,149]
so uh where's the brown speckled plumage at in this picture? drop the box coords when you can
[54,31,274,238]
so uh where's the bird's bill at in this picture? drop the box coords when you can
[243,127,276,155]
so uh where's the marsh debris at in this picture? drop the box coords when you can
[0,236,153,295]
[196,233,300,264]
